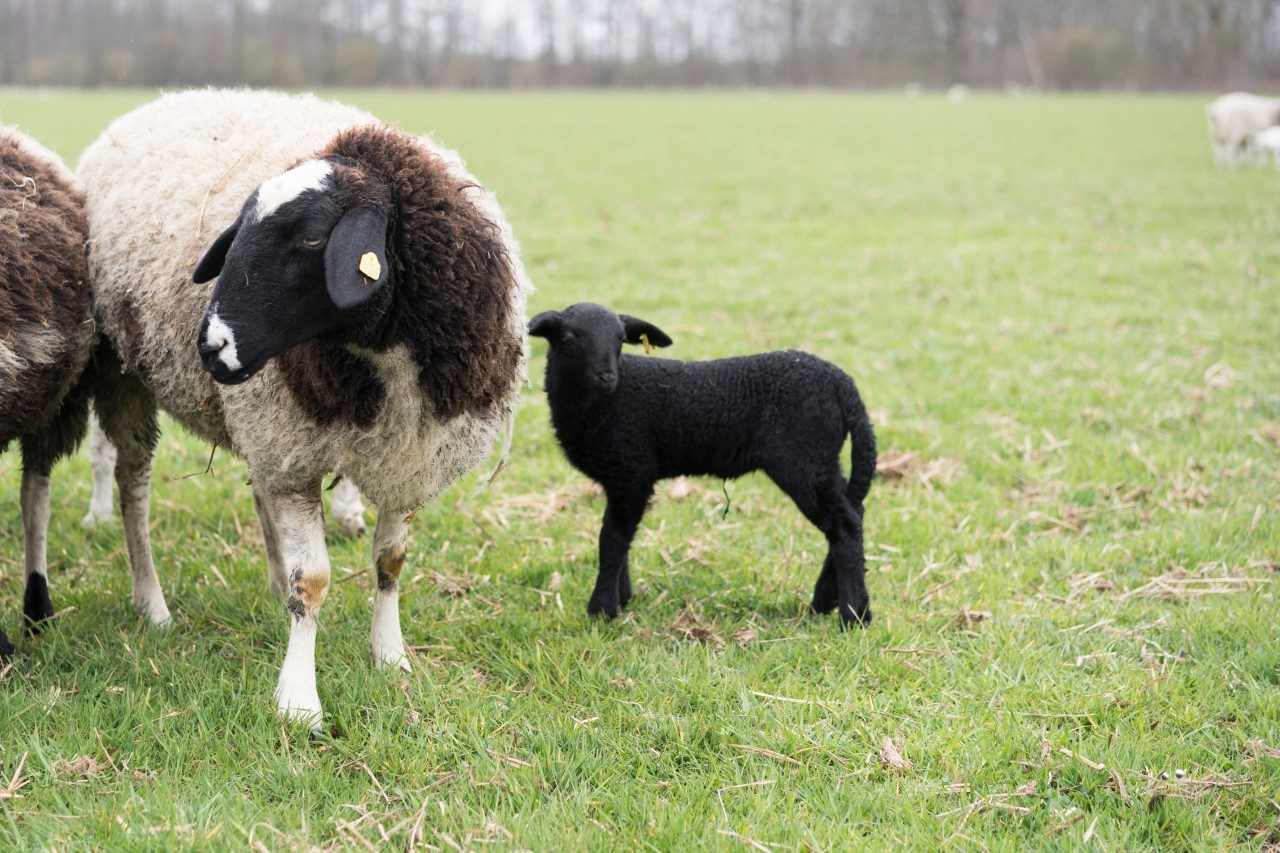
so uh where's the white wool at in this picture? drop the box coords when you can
[254,159,332,221]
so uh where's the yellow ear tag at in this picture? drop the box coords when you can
[358,252,381,281]
[639,332,653,355]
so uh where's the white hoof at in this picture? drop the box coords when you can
[374,644,412,673]
[276,687,324,731]
[82,506,114,527]
[136,595,171,627]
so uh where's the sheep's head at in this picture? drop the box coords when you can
[193,159,392,385]
[528,303,671,393]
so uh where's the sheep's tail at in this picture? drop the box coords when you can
[844,384,877,511]
[476,402,517,493]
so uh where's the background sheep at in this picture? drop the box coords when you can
[0,125,94,660]
[82,409,369,536]
[528,303,876,626]
[1206,92,1280,166]
[1250,125,1280,166]
[78,89,531,727]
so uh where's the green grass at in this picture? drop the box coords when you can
[1,90,1278,850]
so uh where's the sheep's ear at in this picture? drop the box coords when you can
[621,315,672,348]
[528,311,562,339]
[325,206,389,310]
[192,217,242,283]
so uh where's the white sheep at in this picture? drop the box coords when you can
[1251,126,1280,166]
[1206,92,1280,166]
[78,89,531,728]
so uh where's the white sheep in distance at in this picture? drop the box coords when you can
[1250,125,1280,166]
[78,89,531,729]
[1206,92,1280,166]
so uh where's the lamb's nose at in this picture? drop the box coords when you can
[198,335,225,356]
[595,370,616,386]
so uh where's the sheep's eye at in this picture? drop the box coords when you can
[300,235,326,249]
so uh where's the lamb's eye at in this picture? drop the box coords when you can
[300,235,326,249]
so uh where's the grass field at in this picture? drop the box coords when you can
[0,89,1278,850]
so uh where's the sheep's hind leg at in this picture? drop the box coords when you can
[19,465,54,628]
[590,488,650,619]
[82,407,117,526]
[97,373,169,626]
[810,555,838,615]
[253,487,288,594]
[270,491,330,730]
[370,510,411,673]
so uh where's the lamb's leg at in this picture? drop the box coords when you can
[330,476,366,538]
[82,407,117,526]
[370,510,411,672]
[590,488,650,619]
[253,487,288,595]
[769,467,870,627]
[810,555,838,615]
[269,491,330,729]
[95,370,169,625]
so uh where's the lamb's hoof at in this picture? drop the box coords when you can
[23,576,54,630]
[810,595,838,615]
[839,601,872,628]
[333,512,366,538]
[276,687,324,732]
[0,631,15,662]
[586,599,620,620]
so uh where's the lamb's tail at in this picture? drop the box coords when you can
[844,383,877,511]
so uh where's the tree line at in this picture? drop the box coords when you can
[2,0,1278,90]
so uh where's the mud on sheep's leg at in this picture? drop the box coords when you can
[370,511,411,673]
[82,408,117,526]
[253,487,288,595]
[272,492,330,730]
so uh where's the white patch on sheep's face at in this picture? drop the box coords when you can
[254,160,332,222]
[204,310,242,371]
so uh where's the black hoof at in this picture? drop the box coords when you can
[586,599,620,620]
[839,601,872,628]
[0,631,14,662]
[810,595,838,615]
[23,574,54,633]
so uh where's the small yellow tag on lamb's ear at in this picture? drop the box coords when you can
[639,332,653,355]
[359,252,381,281]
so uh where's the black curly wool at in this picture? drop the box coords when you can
[530,302,876,626]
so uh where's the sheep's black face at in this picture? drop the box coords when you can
[193,159,391,385]
[529,303,673,394]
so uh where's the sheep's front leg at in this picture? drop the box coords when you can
[271,492,330,729]
[590,488,649,619]
[253,488,288,595]
[371,510,411,672]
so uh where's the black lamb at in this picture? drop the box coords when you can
[529,302,877,626]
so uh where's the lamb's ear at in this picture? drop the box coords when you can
[192,217,242,283]
[620,315,673,348]
[528,311,562,339]
[325,206,389,310]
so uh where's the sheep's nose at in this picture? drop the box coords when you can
[595,370,616,385]
[198,336,225,357]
